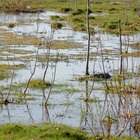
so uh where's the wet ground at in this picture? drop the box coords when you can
[0,11,140,137]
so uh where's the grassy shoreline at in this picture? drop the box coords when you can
[0,123,138,140]
[0,0,140,35]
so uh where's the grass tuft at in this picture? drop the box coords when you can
[50,15,60,20]
[51,22,63,29]
[60,8,72,13]
[29,79,51,88]
[7,23,16,28]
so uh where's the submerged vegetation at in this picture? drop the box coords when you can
[0,64,25,70]
[0,71,10,80]
[0,64,26,80]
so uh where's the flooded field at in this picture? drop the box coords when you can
[0,11,140,138]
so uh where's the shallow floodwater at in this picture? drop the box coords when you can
[0,11,140,137]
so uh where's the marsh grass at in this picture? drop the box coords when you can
[51,22,63,29]
[15,94,35,102]
[0,64,26,80]
[0,64,26,70]
[76,74,110,81]
[0,29,82,49]
[93,12,140,35]
[76,75,97,81]
[49,40,82,49]
[0,0,43,13]
[60,7,72,13]
[122,51,140,57]
[4,49,35,55]
[73,23,86,31]
[0,123,92,140]
[71,9,85,16]
[50,15,60,21]
[0,123,137,140]
[28,79,51,88]
[0,84,22,91]
[127,43,140,49]
[52,87,81,94]
[0,71,10,80]
[106,81,140,96]
[0,0,140,34]
[0,30,40,45]
[7,23,16,28]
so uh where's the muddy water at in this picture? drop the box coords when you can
[0,11,140,137]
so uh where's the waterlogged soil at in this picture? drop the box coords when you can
[0,11,140,138]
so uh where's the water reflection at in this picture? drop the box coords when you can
[78,79,140,137]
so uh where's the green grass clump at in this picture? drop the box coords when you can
[107,21,118,30]
[93,12,140,35]
[71,9,85,16]
[50,15,60,20]
[73,23,86,31]
[0,123,138,140]
[0,64,26,71]
[29,79,51,88]
[0,123,91,140]
[0,64,26,80]
[89,16,96,20]
[60,7,72,13]
[51,22,63,29]
[0,71,10,80]
[7,23,15,28]
[72,17,83,23]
